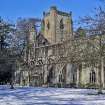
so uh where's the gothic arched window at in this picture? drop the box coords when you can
[59,74,62,82]
[90,70,96,83]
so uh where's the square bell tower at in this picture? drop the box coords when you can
[42,6,73,44]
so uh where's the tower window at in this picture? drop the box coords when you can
[46,20,50,30]
[60,18,64,29]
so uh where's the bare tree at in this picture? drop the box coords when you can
[79,4,105,94]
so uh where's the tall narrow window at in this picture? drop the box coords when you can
[60,19,64,29]
[59,75,60,82]
[59,74,63,82]
[46,20,50,30]
[60,18,64,41]
[73,74,75,83]
[90,72,92,83]
[90,70,96,83]
[92,71,96,83]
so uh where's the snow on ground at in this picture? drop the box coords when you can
[0,86,105,105]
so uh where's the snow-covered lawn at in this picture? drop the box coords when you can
[0,86,105,105]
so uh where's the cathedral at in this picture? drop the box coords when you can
[15,6,105,89]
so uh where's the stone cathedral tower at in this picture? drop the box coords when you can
[42,6,73,44]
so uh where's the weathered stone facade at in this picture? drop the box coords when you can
[15,6,105,89]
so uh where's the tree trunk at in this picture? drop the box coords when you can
[98,35,103,94]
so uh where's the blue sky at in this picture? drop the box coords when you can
[0,0,101,25]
